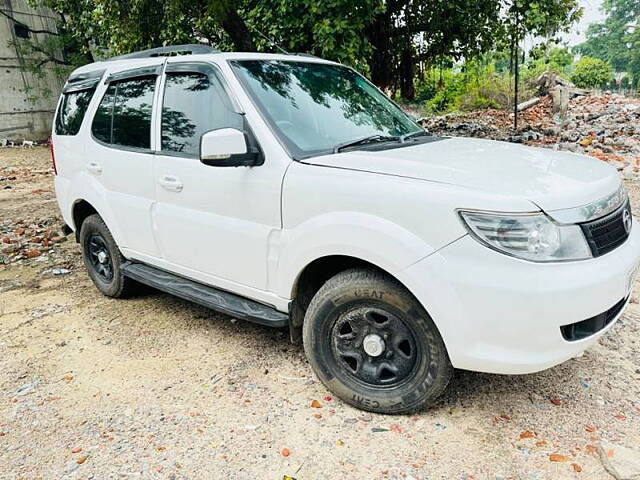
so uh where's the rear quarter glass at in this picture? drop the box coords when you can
[55,88,96,136]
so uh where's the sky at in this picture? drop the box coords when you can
[562,0,605,45]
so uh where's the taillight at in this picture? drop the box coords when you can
[49,136,57,175]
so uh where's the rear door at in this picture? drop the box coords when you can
[85,64,163,257]
[150,60,286,291]
[52,71,103,220]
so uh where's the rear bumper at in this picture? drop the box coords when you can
[54,176,74,230]
[403,220,640,374]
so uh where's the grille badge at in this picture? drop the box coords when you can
[623,209,632,233]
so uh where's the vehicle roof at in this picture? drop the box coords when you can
[70,51,338,77]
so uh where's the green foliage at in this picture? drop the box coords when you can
[414,80,438,104]
[27,0,584,101]
[425,83,463,114]
[414,69,464,113]
[245,0,383,73]
[520,46,574,83]
[417,62,531,114]
[499,0,583,47]
[575,0,638,70]
[620,76,631,89]
[570,57,614,88]
[575,0,639,87]
[549,47,574,69]
[457,74,514,111]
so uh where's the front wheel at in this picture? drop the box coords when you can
[303,268,453,414]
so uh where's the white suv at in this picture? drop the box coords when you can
[52,45,640,414]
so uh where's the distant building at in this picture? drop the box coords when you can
[0,0,65,141]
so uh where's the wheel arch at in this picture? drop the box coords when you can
[71,199,98,241]
[288,254,420,337]
[69,196,122,247]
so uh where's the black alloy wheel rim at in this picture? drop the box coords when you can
[87,233,114,281]
[331,306,419,387]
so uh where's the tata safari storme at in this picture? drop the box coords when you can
[52,45,640,414]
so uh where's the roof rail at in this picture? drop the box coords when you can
[106,44,219,61]
[292,52,320,59]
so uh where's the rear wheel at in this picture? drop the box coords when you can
[303,268,453,414]
[79,214,136,298]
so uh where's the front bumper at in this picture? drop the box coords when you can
[402,219,640,374]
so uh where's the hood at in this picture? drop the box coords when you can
[303,137,621,212]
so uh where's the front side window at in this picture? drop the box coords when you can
[55,88,96,136]
[91,76,156,149]
[161,71,242,156]
[231,60,422,159]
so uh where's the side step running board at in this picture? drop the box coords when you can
[122,263,289,328]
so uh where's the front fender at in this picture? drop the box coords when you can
[275,211,437,299]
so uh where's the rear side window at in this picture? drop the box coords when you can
[55,89,95,136]
[161,72,242,156]
[92,84,116,144]
[91,76,156,149]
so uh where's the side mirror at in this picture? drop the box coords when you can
[200,128,262,167]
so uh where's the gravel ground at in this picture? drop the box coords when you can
[1,146,640,480]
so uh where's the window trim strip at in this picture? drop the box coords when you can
[62,69,105,94]
[105,65,162,84]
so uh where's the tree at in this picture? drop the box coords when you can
[366,0,504,99]
[576,0,640,88]
[570,56,614,88]
[498,0,582,129]
[549,46,574,70]
[245,0,382,73]
[31,0,256,55]
[27,0,583,102]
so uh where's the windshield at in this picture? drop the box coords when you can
[230,60,422,159]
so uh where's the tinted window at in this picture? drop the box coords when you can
[112,77,156,149]
[55,88,95,135]
[90,77,155,149]
[92,84,116,143]
[161,72,242,156]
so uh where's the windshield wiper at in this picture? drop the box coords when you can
[333,134,399,153]
[399,130,431,143]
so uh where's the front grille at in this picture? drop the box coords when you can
[580,201,631,257]
[561,296,628,341]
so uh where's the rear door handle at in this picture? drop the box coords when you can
[87,161,102,175]
[159,175,183,192]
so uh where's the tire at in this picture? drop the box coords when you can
[79,214,136,298]
[303,268,453,414]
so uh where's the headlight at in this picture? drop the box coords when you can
[459,210,592,262]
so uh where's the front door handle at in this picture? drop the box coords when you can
[159,175,183,192]
[87,161,102,175]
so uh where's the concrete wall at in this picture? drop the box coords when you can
[0,0,65,141]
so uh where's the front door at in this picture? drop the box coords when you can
[151,61,286,292]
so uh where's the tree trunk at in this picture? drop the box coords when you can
[367,10,393,90]
[512,0,519,132]
[400,47,415,100]
[513,37,519,131]
[220,6,256,51]
[509,37,514,76]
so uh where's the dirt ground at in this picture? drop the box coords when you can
[1,147,639,480]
